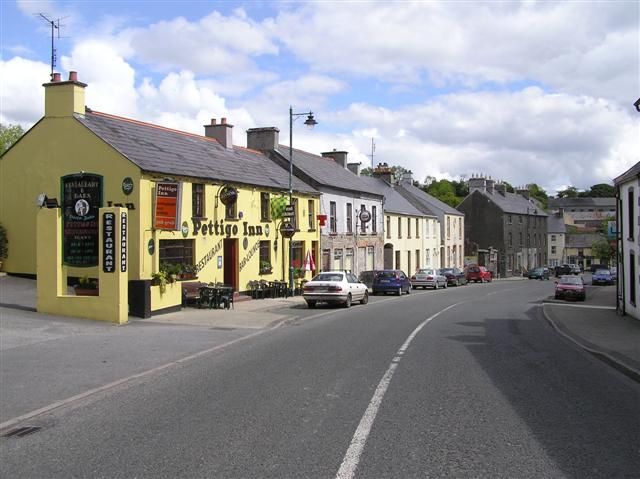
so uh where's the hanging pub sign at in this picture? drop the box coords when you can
[219,185,238,206]
[154,181,181,230]
[103,213,116,273]
[62,173,103,267]
[280,222,296,239]
[358,208,372,223]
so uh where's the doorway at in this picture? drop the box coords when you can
[223,238,238,290]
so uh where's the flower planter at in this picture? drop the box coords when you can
[74,287,99,296]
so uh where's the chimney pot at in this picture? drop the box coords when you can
[211,118,217,125]
[52,72,61,82]
[69,71,78,82]
[221,118,227,124]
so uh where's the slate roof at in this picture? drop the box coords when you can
[357,176,429,216]
[547,213,566,233]
[274,145,377,196]
[473,190,548,216]
[75,111,318,194]
[614,161,640,185]
[395,182,462,217]
[565,233,606,248]
[548,197,616,208]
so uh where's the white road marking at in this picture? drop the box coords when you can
[335,302,463,479]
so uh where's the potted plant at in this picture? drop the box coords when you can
[293,267,306,279]
[75,276,99,296]
[151,270,170,294]
[260,260,273,275]
[178,263,197,280]
[0,222,7,272]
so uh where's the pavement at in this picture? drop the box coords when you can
[1,273,638,432]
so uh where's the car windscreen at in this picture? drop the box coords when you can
[560,276,582,285]
[594,270,610,275]
[376,271,396,278]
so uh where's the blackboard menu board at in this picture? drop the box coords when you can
[62,174,103,266]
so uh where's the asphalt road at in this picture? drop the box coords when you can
[1,280,638,478]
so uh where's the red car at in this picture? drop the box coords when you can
[466,265,492,283]
[555,275,586,301]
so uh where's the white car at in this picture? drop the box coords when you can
[302,271,369,308]
[411,268,448,290]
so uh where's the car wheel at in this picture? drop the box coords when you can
[455,279,460,287]
[397,287,402,296]
[361,291,369,305]
[481,278,485,283]
[406,286,411,294]
[434,282,439,290]
[412,285,416,290]
[344,294,352,308]
[443,281,447,289]
[306,300,316,309]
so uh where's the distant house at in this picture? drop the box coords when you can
[548,197,616,231]
[614,161,640,320]
[247,129,385,275]
[547,213,567,267]
[359,172,440,273]
[457,177,547,277]
[564,233,607,270]
[393,170,465,269]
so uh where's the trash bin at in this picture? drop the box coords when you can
[128,279,151,318]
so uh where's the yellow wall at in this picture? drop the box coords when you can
[36,207,128,324]
[0,116,142,277]
[384,213,425,273]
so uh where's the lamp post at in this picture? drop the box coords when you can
[288,107,317,294]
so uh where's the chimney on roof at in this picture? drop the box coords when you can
[246,127,279,151]
[399,171,413,185]
[516,186,530,200]
[372,162,394,184]
[204,117,233,149]
[347,162,361,176]
[485,177,495,194]
[43,70,87,117]
[321,149,349,169]
[494,182,506,196]
[468,175,486,192]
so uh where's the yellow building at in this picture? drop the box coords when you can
[0,71,320,318]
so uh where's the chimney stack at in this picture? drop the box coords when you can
[372,162,394,184]
[347,162,361,176]
[321,149,349,169]
[494,182,506,196]
[246,127,280,151]
[485,177,495,194]
[516,186,530,200]
[399,171,413,185]
[43,71,87,117]
[468,175,486,192]
[204,117,234,149]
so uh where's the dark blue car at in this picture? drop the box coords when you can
[592,269,614,286]
[372,270,412,295]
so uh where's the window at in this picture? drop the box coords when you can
[386,216,391,238]
[346,203,353,233]
[630,251,636,305]
[407,217,412,238]
[292,198,298,230]
[159,239,194,266]
[398,217,402,238]
[372,206,377,233]
[508,215,512,224]
[459,218,462,240]
[415,218,420,238]
[192,183,204,218]
[447,217,451,239]
[345,248,354,272]
[395,250,401,269]
[551,234,556,242]
[259,240,270,272]
[291,241,303,270]
[407,251,411,274]
[330,202,337,233]
[308,199,314,230]
[425,249,430,267]
[225,199,237,220]
[260,192,270,221]
[551,245,556,255]
[416,250,420,269]
[628,188,634,241]
[508,232,512,246]
[519,232,523,245]
[519,216,523,224]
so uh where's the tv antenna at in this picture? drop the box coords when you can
[369,138,376,169]
[38,13,64,81]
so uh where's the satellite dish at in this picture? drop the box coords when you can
[36,193,47,207]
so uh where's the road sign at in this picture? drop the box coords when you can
[280,222,296,238]
[284,205,295,213]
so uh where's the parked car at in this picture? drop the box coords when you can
[372,270,412,295]
[411,268,447,289]
[302,271,369,308]
[589,263,608,273]
[465,265,492,283]
[592,269,615,286]
[554,264,572,277]
[438,267,467,286]
[554,275,586,301]
[358,270,379,290]
[528,267,550,280]
[569,264,581,275]
[610,266,617,282]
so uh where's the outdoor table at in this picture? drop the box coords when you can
[197,285,234,309]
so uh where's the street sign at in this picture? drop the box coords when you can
[284,205,295,213]
[280,222,296,238]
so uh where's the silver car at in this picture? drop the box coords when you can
[302,271,369,308]
[411,268,448,290]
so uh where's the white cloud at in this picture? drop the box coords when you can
[0,57,49,127]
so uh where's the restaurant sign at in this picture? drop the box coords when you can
[62,173,103,267]
[154,181,181,230]
[219,185,238,206]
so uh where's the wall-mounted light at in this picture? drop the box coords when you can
[36,193,59,209]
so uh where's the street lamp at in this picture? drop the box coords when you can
[288,107,317,294]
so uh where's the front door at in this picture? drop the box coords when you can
[223,238,238,290]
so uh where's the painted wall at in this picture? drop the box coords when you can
[617,179,639,320]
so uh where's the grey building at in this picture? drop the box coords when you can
[457,177,547,277]
[547,213,567,267]
[548,197,616,230]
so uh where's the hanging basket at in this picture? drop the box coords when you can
[317,214,327,226]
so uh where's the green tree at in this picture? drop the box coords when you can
[0,123,25,154]
[421,179,461,207]
[591,238,615,264]
[557,186,579,198]
[528,183,548,209]
[583,183,615,198]
[360,167,373,177]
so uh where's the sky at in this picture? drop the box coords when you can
[1,0,638,196]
